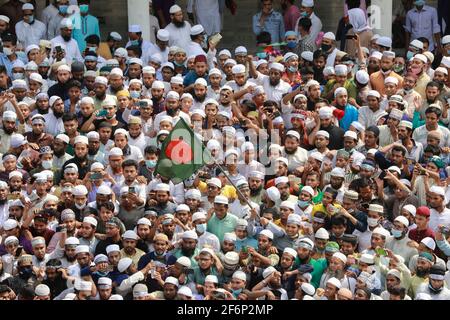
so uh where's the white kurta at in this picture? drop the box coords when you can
[187,0,221,35]
[50,35,83,64]
[16,20,47,48]
[164,21,192,49]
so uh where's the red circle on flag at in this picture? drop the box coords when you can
[165,139,193,164]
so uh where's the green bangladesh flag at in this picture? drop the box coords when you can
[155,118,212,184]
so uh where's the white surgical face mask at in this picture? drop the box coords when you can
[3,47,13,56]
[41,160,53,169]
[367,217,379,227]
[75,203,86,210]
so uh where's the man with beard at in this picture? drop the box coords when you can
[78,216,99,255]
[190,79,210,111]
[248,171,266,204]
[24,115,53,149]
[92,76,116,110]
[148,183,177,216]
[42,259,68,299]
[50,18,82,64]
[225,64,253,102]
[95,218,123,256]
[33,93,51,118]
[47,65,71,101]
[0,110,17,154]
[252,267,288,300]
[172,230,201,268]
[249,60,290,103]
[86,132,105,164]
[150,80,165,114]
[281,131,308,172]
[0,181,10,226]
[164,5,191,49]
[127,117,150,154]
[153,91,190,133]
[106,68,125,95]
[183,55,209,88]
[45,96,65,137]
[120,230,145,266]
[52,134,72,169]
[274,177,297,203]
[62,136,93,180]
[369,51,403,96]
[138,233,177,270]
[116,186,145,230]
[283,237,327,288]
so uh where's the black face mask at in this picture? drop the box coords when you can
[321,44,332,52]
[19,266,33,279]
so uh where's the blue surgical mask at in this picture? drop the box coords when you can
[129,90,141,99]
[232,288,243,297]
[80,4,89,14]
[59,5,68,14]
[195,223,207,234]
[447,49,450,55]
[256,52,267,59]
[391,229,403,238]
[301,11,309,18]
[201,36,208,49]
[145,160,157,169]
[288,66,297,73]
[28,15,34,24]
[287,41,297,49]
[13,73,24,80]
[130,40,139,46]
[414,0,425,7]
[298,200,310,208]
[406,51,414,60]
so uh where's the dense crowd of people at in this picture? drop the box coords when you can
[0,0,448,301]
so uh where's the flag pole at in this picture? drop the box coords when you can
[201,143,256,210]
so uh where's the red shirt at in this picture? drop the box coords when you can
[408,227,435,244]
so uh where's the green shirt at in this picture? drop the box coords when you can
[172,247,200,269]
[189,266,220,286]
[207,213,239,243]
[293,257,328,288]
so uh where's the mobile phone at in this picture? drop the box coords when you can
[15,246,23,257]
[150,267,156,279]
[375,247,387,256]
[211,290,226,300]
[241,246,248,253]
[345,35,357,40]
[440,226,450,234]
[272,111,281,118]
[129,186,136,194]
[90,172,103,180]
[420,169,427,175]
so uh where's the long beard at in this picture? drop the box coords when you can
[173,20,185,28]
[194,93,206,103]
[4,127,15,135]
[54,149,65,157]
[181,247,195,257]
[284,147,297,155]
[416,268,429,278]
[270,79,280,87]
[250,185,263,196]
[53,111,64,118]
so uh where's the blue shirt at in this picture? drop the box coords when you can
[71,14,100,52]
[339,104,359,132]
[234,237,258,252]
[183,70,209,87]
[252,10,285,44]
[0,54,27,77]
[405,5,440,51]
